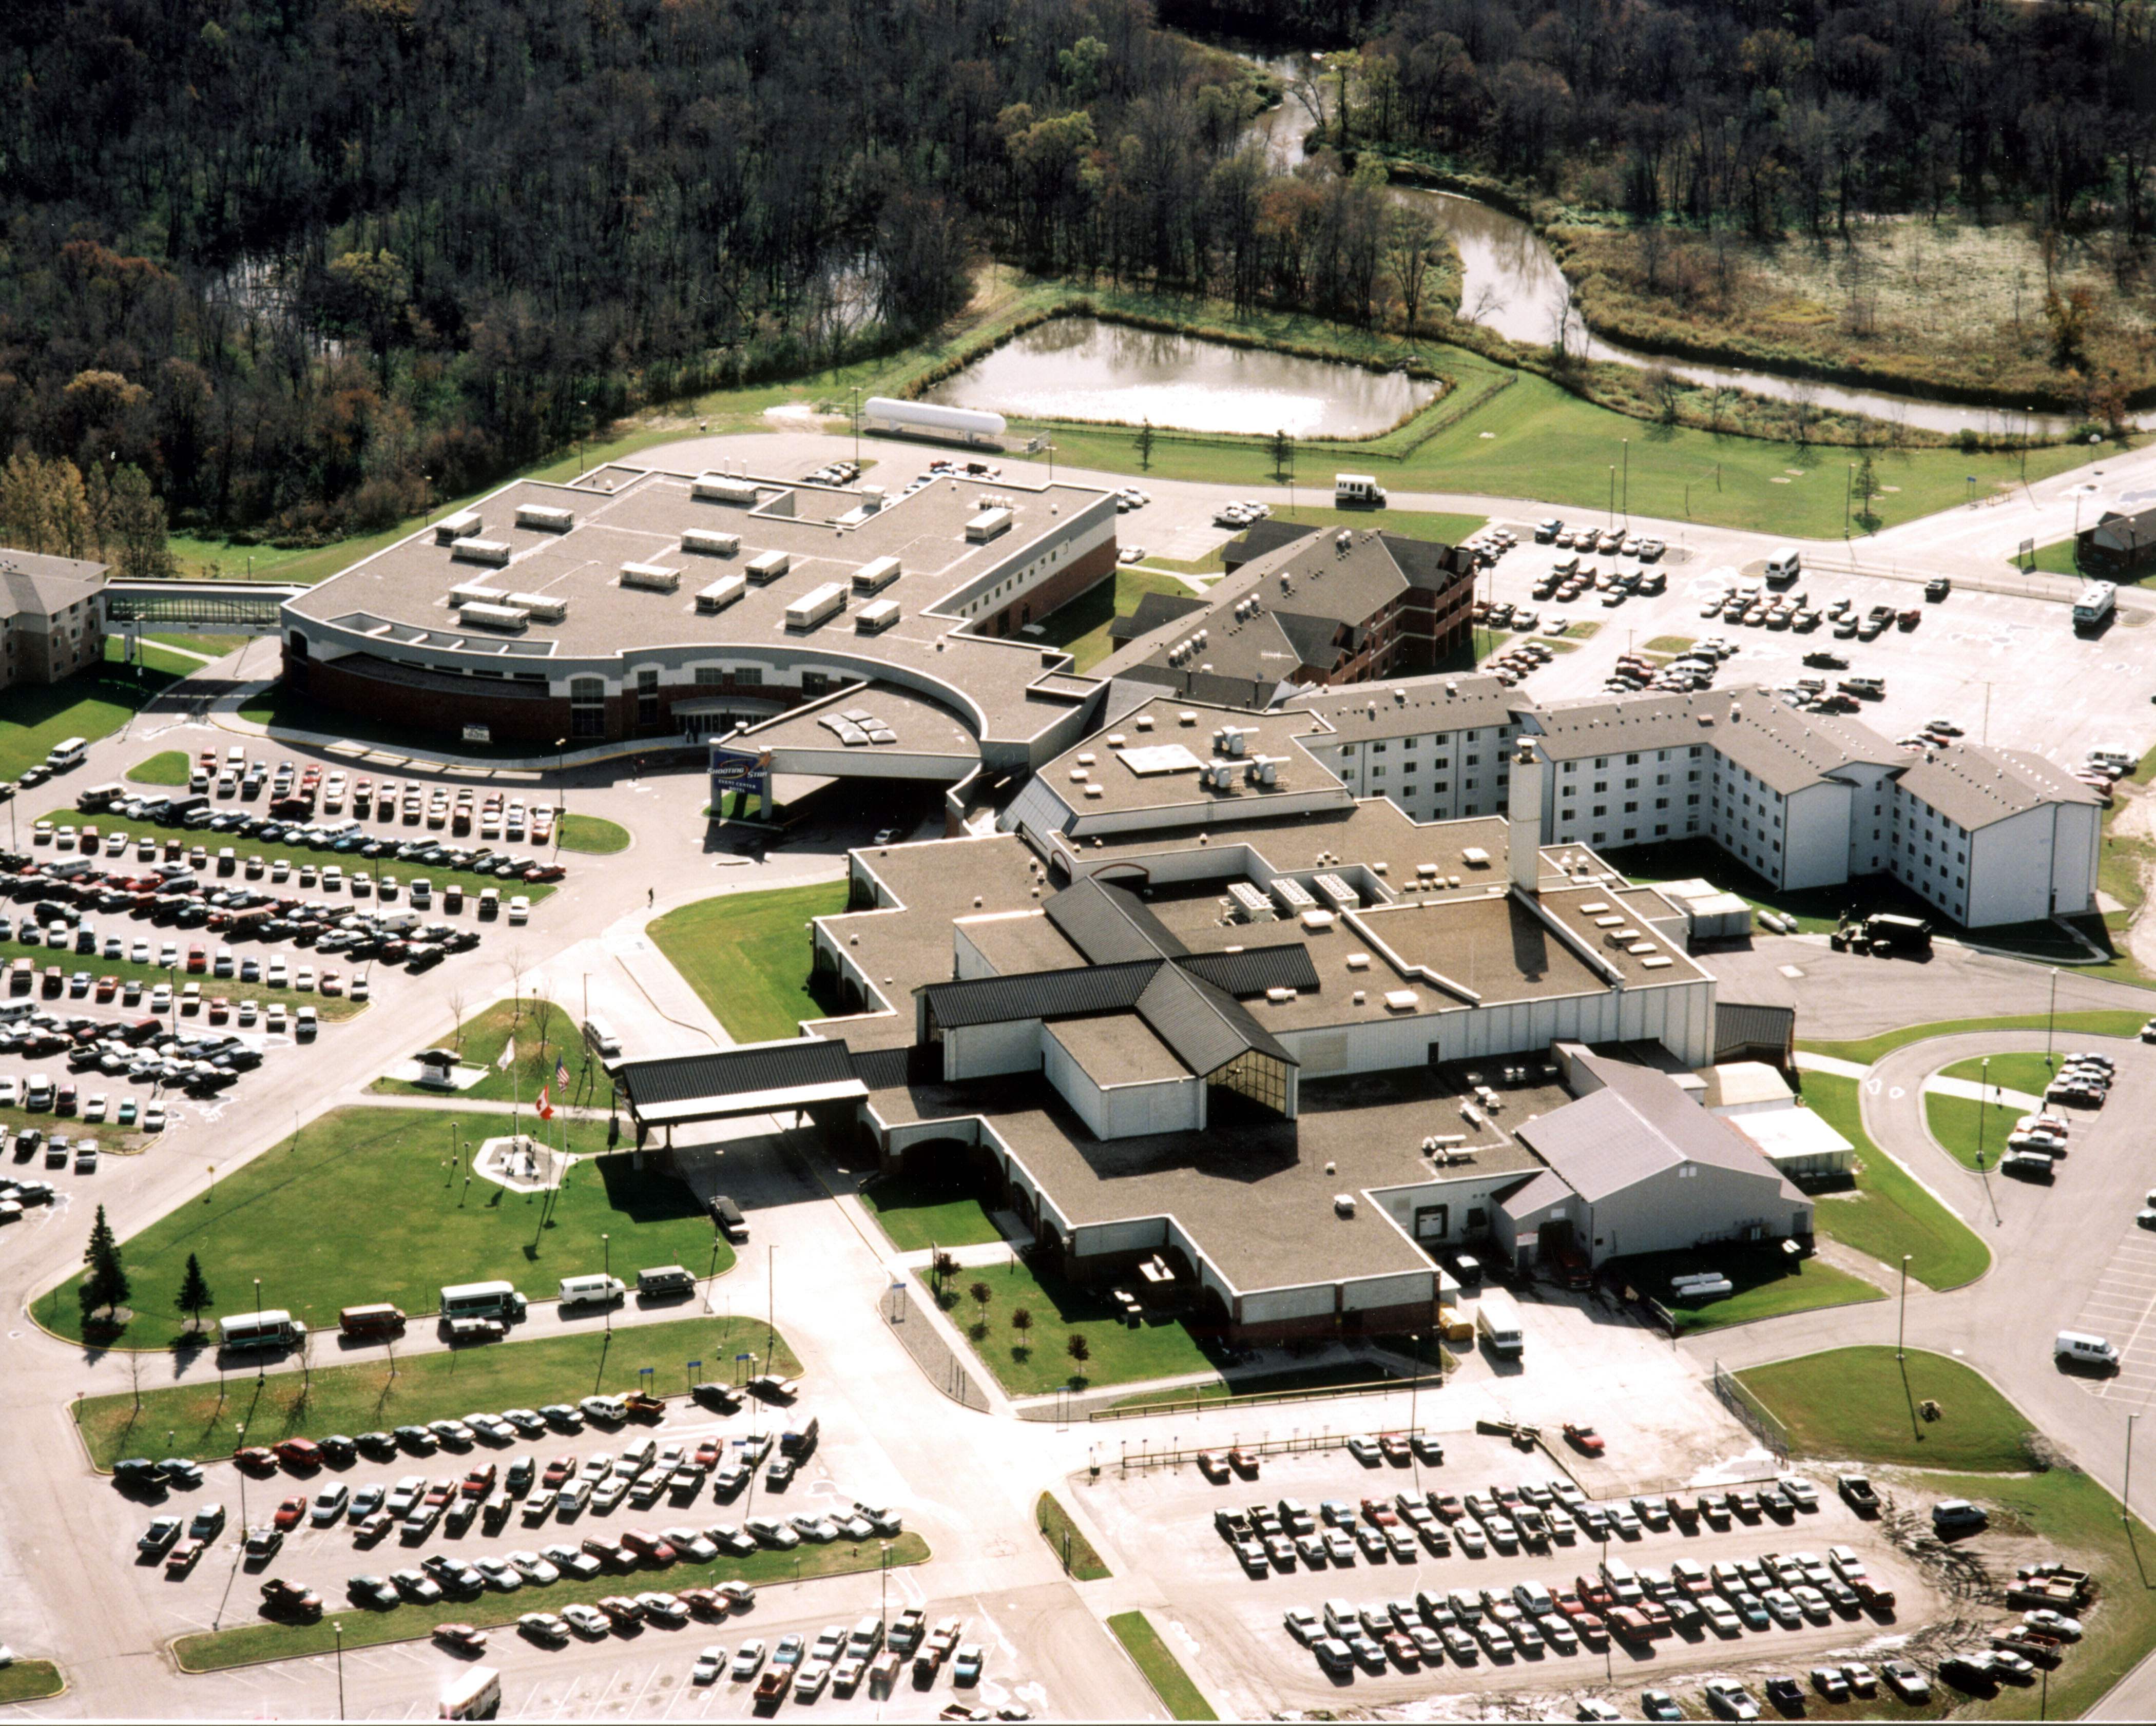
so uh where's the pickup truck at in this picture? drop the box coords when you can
[1837,1474,1881,1516]
[623,1391,666,1421]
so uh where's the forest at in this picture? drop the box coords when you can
[2,0,2152,552]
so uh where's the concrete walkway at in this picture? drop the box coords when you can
[1793,1051,1869,1079]
[1922,1073,2044,1110]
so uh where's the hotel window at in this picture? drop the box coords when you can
[636,668,660,726]
[569,676,606,739]
[695,667,724,686]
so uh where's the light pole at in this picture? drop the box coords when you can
[2047,967,2059,1070]
[254,1278,263,1379]
[602,1233,611,1332]
[1896,1255,1911,1360]
[1976,1058,1990,1171]
[1408,1331,1422,1487]
[553,738,568,848]
[850,384,863,468]
[333,1619,345,1719]
[2128,1412,2139,1529]
[1621,438,1629,523]
[1607,464,1616,527]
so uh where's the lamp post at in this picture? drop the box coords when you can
[254,1278,263,1380]
[850,384,864,468]
[2128,1412,2139,1530]
[2047,967,2059,1070]
[553,738,568,848]
[1607,464,1616,527]
[602,1233,611,1332]
[1408,1331,1421,1478]
[1621,438,1629,523]
[333,1619,345,1720]
[1976,1057,1990,1171]
[1896,1255,1911,1360]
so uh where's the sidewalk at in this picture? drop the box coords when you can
[1921,1073,2043,1110]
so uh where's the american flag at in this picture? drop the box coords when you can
[557,1056,570,1089]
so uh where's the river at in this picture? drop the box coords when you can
[1241,55,2124,437]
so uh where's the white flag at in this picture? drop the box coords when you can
[497,1037,516,1071]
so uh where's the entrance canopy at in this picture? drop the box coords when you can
[615,1040,868,1129]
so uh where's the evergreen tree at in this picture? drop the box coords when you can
[79,1204,130,1323]
[175,1253,214,1331]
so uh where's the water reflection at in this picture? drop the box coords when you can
[924,317,1437,437]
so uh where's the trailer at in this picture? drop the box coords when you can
[1475,1288,1525,1357]
[785,582,848,631]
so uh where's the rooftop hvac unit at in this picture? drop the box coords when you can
[516,504,574,533]
[784,581,848,631]
[855,599,900,635]
[1226,881,1276,922]
[1135,715,1155,731]
[1243,758,1280,787]
[1266,986,1296,1002]
[681,529,741,556]
[858,485,885,511]
[458,602,530,632]
[696,575,746,614]
[691,473,760,504]
[505,591,568,623]
[1336,531,1352,551]
[1313,872,1358,910]
[448,582,505,608]
[1383,990,1418,1012]
[1345,952,1370,970]
[1272,877,1316,912]
[853,556,901,594]
[1207,762,1236,790]
[1333,1193,1356,1215]
[746,550,791,584]
[965,507,1013,542]
[434,510,482,545]
[620,562,682,592]
[450,537,512,566]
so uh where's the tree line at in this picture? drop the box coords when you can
[0,0,1452,552]
[1306,0,2153,238]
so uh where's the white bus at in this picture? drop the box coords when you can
[1475,1287,1525,1357]
[439,1664,501,1720]
[438,1281,526,1321]
[2073,581,2118,633]
[218,1309,306,1351]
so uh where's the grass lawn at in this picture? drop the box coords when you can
[1032,566,1200,673]
[119,641,207,680]
[34,807,557,913]
[0,1661,63,1703]
[1799,1010,2151,1067]
[175,1529,926,1671]
[1610,1243,1881,1333]
[75,1316,797,1469]
[1941,1051,2069,1096]
[1141,506,1488,577]
[1106,1610,1217,1721]
[1641,634,1696,655]
[126,750,192,785]
[0,654,183,782]
[1036,1491,1112,1580]
[647,881,850,1044]
[554,813,630,854]
[147,633,238,658]
[1740,1346,2030,1472]
[2012,536,2083,577]
[858,1173,1006,1253]
[32,1107,735,1350]
[1924,1092,2029,1172]
[370,998,599,1104]
[1800,1074,1990,1289]
[924,1257,1218,1395]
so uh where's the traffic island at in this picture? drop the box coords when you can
[172,1531,928,1672]
[0,1660,64,1703]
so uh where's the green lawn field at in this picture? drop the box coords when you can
[925,1257,1217,1395]
[1612,1244,1881,1333]
[76,1315,797,1468]
[1940,1051,2069,1096]
[1801,1074,1990,1288]
[1037,1491,1112,1580]
[647,882,851,1044]
[371,999,599,1104]
[1107,1610,1217,1720]
[859,1173,1006,1253]
[0,653,182,782]
[125,751,192,785]
[0,1662,63,1704]
[554,813,631,854]
[1924,1092,2029,1172]
[33,1107,733,1348]
[1740,1346,2029,1471]
[1799,1010,2150,1067]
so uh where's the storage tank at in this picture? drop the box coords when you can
[863,397,1007,439]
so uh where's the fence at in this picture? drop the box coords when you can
[1105,1425,1438,1475]
[1081,1373,1414,1424]
[1710,1359,1792,1465]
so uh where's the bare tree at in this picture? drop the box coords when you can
[447,987,468,1052]
[505,949,531,1024]
[1382,202,1444,336]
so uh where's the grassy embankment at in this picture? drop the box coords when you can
[1611,1245,1881,1332]
[1036,1491,1112,1580]
[34,1107,734,1350]
[646,881,851,1044]
[126,750,192,785]
[75,1316,796,1469]
[1106,1611,1217,1721]
[553,813,631,854]
[1800,1074,1991,1287]
[1800,1010,2149,1067]
[923,1255,1216,1397]
[859,1174,1006,1253]
[1742,1346,2156,1721]
[370,998,594,1104]
[0,647,184,782]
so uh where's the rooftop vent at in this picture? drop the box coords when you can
[515,504,574,533]
[1333,1193,1356,1216]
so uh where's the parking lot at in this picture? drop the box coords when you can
[1470,526,2156,764]
[1076,1424,1939,1718]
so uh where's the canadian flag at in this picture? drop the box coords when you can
[536,1085,554,1121]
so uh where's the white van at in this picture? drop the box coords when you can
[1333,473,1387,509]
[583,1016,622,1058]
[45,736,88,771]
[2056,1330,2120,1370]
[557,1273,625,1309]
[1763,547,1801,585]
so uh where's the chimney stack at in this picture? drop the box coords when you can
[1509,739,1545,896]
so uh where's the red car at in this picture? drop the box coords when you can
[524,864,566,883]
[542,1455,577,1490]
[273,1438,322,1469]
[1359,1498,1399,1527]
[234,1446,279,1471]
[1228,1447,1260,1477]
[692,1440,721,1470]
[433,1623,488,1652]
[272,1495,307,1529]
[1195,1451,1228,1482]
[1562,1422,1606,1457]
